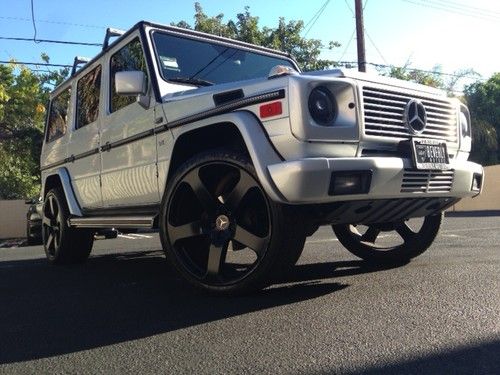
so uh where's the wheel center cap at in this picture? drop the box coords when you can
[215,214,230,231]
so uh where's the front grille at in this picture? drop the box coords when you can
[363,86,458,143]
[401,170,454,193]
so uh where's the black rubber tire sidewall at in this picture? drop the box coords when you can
[159,150,305,295]
[43,188,94,264]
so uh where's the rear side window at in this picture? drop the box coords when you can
[110,37,147,113]
[76,65,102,128]
[46,88,71,143]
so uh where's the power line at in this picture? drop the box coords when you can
[0,16,106,29]
[338,29,356,61]
[336,61,483,80]
[0,59,483,81]
[402,0,500,21]
[0,36,101,47]
[0,60,72,68]
[304,0,331,37]
[417,0,500,17]
[365,32,389,66]
[30,0,39,43]
[343,0,389,70]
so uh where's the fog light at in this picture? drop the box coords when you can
[472,173,482,191]
[329,171,372,195]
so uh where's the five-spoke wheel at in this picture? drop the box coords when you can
[160,151,305,295]
[333,213,443,264]
[43,188,94,264]
[43,193,63,257]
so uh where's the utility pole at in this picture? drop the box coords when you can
[355,0,366,72]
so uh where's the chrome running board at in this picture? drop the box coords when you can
[69,215,156,228]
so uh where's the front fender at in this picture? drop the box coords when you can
[168,111,287,203]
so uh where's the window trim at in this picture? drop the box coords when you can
[45,87,71,143]
[150,29,299,86]
[108,36,149,114]
[75,64,102,130]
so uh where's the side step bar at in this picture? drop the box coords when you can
[69,215,156,229]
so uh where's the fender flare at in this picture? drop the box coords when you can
[168,110,287,203]
[41,167,83,217]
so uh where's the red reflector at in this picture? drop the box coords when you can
[259,101,282,119]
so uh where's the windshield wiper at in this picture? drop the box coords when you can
[168,77,213,87]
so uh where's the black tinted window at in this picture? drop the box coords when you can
[46,88,71,143]
[152,33,295,85]
[76,65,101,128]
[110,38,147,113]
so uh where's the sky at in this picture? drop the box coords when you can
[1,0,499,89]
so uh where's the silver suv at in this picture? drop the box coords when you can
[40,21,483,294]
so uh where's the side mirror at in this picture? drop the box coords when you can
[115,71,147,96]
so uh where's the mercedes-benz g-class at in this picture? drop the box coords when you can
[40,21,483,294]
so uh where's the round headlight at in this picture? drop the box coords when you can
[308,86,336,125]
[460,111,470,137]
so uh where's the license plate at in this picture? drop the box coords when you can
[411,138,450,170]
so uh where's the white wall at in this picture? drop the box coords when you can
[0,200,28,239]
[451,165,500,212]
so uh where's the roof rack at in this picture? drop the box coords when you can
[71,56,91,76]
[103,27,125,50]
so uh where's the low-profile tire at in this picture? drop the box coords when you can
[159,150,305,295]
[332,213,443,264]
[42,188,94,264]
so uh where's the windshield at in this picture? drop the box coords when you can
[152,31,297,86]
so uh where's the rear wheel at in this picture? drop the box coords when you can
[160,150,305,295]
[43,188,94,264]
[333,213,443,264]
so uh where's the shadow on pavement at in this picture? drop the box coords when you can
[445,210,500,217]
[343,338,500,375]
[0,250,399,364]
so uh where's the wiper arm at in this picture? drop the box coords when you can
[168,77,213,87]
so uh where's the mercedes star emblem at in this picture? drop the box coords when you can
[404,99,427,134]
[215,215,230,231]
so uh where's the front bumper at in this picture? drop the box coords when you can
[267,157,484,204]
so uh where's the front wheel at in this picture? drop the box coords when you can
[159,150,305,295]
[333,213,443,264]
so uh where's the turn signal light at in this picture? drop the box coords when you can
[259,101,282,119]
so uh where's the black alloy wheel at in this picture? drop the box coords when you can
[43,193,62,258]
[333,213,443,264]
[160,150,305,295]
[43,188,94,264]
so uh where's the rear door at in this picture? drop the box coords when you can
[66,63,103,209]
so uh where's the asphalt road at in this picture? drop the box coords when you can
[0,213,499,374]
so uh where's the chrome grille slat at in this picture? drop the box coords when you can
[364,88,454,108]
[362,86,458,142]
[401,170,454,193]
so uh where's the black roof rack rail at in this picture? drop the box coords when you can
[103,27,125,50]
[71,56,91,76]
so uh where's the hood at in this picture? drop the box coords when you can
[301,68,446,96]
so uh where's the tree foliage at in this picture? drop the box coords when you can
[0,58,68,199]
[172,3,339,71]
[385,64,444,89]
[464,73,500,165]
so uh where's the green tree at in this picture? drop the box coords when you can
[172,3,339,71]
[385,64,444,89]
[464,73,500,165]
[0,58,68,199]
